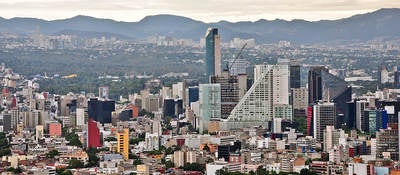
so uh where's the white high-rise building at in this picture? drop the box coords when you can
[76,108,85,126]
[223,64,289,129]
[313,102,336,142]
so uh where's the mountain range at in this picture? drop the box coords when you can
[0,8,400,44]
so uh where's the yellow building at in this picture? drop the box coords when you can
[116,128,129,159]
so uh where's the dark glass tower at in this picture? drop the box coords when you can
[205,28,221,79]
[308,66,328,105]
[308,66,352,129]
[290,62,301,89]
[88,98,115,124]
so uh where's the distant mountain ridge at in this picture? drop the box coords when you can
[0,8,399,44]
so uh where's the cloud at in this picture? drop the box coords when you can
[0,0,399,22]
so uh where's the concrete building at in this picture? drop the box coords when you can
[116,128,129,160]
[174,150,185,168]
[210,70,240,119]
[376,127,398,160]
[313,102,336,142]
[48,122,62,137]
[323,126,345,151]
[145,133,159,151]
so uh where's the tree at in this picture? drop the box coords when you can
[85,148,100,167]
[133,159,143,165]
[300,168,317,175]
[46,149,60,158]
[60,170,73,175]
[67,159,84,169]
[164,161,175,169]
[182,163,204,172]
[203,144,210,152]
[64,129,82,147]
[6,167,23,174]
[104,137,117,142]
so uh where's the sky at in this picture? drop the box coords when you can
[0,0,399,22]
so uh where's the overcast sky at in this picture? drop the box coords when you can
[0,0,399,22]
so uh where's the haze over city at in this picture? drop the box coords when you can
[0,0,400,22]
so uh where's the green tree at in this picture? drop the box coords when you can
[68,159,84,169]
[165,160,175,169]
[6,167,23,174]
[85,148,100,167]
[46,149,60,158]
[104,137,117,142]
[300,168,317,175]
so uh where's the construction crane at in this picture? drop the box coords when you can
[228,43,247,72]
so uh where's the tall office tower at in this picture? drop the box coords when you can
[355,100,369,131]
[188,86,199,107]
[162,98,183,118]
[227,59,249,76]
[98,86,109,99]
[88,98,115,124]
[308,66,329,104]
[143,94,162,113]
[116,128,129,160]
[211,69,240,119]
[205,28,221,78]
[376,127,398,161]
[223,64,289,129]
[309,66,351,128]
[290,60,301,89]
[172,82,186,100]
[87,118,101,148]
[313,102,336,142]
[364,109,389,133]
[199,84,221,134]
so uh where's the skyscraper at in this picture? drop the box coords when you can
[88,98,115,124]
[355,100,369,131]
[308,66,351,128]
[210,70,240,119]
[199,84,221,133]
[205,28,221,78]
[308,66,328,104]
[313,102,336,142]
[290,61,301,89]
[116,128,129,160]
[223,64,290,129]
[188,86,199,107]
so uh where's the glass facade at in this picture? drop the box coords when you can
[205,28,220,79]
[199,84,221,133]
